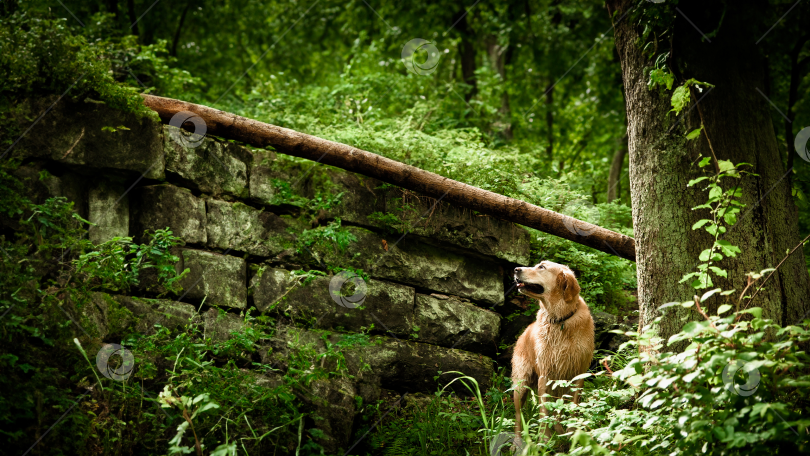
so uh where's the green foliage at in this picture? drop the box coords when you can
[298,218,358,255]
[0,166,190,454]
[680,159,754,290]
[670,79,715,116]
[648,67,674,91]
[0,11,155,119]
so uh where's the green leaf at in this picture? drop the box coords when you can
[716,240,742,257]
[670,85,691,115]
[699,156,712,168]
[723,211,737,226]
[698,249,721,262]
[692,219,711,230]
[686,126,703,140]
[709,266,728,278]
[717,304,732,315]
[717,160,736,173]
[700,288,722,302]
[648,67,675,90]
[687,176,710,187]
[740,307,762,319]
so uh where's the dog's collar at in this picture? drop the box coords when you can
[550,309,576,329]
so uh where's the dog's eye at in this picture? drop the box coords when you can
[538,264,545,270]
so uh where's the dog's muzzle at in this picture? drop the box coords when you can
[515,274,544,295]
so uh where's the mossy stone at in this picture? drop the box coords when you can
[176,249,247,309]
[130,184,207,245]
[164,126,250,198]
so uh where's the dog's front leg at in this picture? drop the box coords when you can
[572,378,584,404]
[536,376,555,440]
[562,378,587,436]
[513,385,528,451]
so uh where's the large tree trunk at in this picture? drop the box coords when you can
[608,0,810,342]
[607,136,626,203]
[142,94,636,261]
[785,34,810,178]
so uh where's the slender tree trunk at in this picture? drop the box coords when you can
[105,0,120,23]
[607,136,626,203]
[127,0,138,35]
[171,0,193,57]
[486,35,514,140]
[455,11,477,102]
[608,0,810,343]
[545,83,554,161]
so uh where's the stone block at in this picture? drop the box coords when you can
[311,169,385,226]
[312,226,504,306]
[248,150,278,204]
[414,294,501,355]
[250,268,416,334]
[177,249,246,309]
[88,179,129,244]
[11,165,88,218]
[164,126,250,198]
[383,191,531,265]
[206,200,300,256]
[14,97,164,179]
[316,168,530,264]
[261,326,494,396]
[130,184,206,244]
[202,308,245,341]
[82,293,138,341]
[248,151,309,206]
[83,293,198,340]
[592,309,618,350]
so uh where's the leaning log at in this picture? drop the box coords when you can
[141,95,636,262]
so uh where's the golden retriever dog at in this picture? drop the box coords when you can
[511,261,595,444]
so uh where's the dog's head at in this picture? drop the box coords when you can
[514,261,581,306]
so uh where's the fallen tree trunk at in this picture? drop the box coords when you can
[142,94,637,262]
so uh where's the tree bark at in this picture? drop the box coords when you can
[607,136,626,203]
[142,94,636,261]
[608,0,810,342]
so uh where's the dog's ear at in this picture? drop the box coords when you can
[556,270,580,302]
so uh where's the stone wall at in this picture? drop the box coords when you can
[10,98,627,452]
[10,98,542,452]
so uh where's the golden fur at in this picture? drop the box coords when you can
[511,261,595,443]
